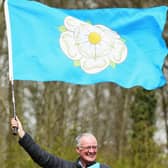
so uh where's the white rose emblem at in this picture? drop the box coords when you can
[60,16,127,74]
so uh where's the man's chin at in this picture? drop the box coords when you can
[85,157,96,163]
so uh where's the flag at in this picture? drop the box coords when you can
[4,0,168,90]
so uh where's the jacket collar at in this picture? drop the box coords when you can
[76,158,96,168]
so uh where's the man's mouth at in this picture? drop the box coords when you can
[86,153,96,157]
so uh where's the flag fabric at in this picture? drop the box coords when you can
[4,0,168,90]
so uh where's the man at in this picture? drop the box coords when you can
[11,117,110,168]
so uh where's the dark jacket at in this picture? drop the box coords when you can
[19,133,110,168]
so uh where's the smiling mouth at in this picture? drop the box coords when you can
[86,153,96,157]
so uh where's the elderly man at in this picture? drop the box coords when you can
[11,117,110,168]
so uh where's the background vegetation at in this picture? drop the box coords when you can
[0,0,168,168]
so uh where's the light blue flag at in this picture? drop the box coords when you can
[4,0,168,90]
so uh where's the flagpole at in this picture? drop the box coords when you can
[4,0,18,135]
[10,80,18,135]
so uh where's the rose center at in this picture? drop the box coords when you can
[88,32,101,44]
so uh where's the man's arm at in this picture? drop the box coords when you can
[19,132,63,167]
[10,117,68,168]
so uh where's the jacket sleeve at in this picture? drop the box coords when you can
[19,133,66,168]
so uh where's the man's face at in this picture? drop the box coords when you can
[76,135,98,164]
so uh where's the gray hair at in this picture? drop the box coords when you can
[75,132,96,147]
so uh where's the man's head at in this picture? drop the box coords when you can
[75,133,98,165]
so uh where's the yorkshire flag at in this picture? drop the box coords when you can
[4,0,168,90]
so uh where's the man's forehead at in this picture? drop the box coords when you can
[80,135,97,144]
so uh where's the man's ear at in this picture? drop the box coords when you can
[76,147,80,154]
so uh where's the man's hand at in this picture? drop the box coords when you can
[11,116,25,138]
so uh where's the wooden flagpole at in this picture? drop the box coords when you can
[10,80,18,135]
[4,0,18,135]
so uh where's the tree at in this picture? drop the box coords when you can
[129,88,158,168]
